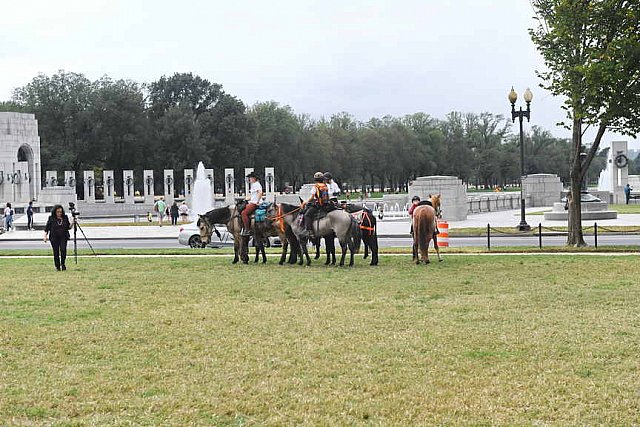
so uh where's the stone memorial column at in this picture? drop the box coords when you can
[83,170,96,202]
[103,170,115,203]
[244,167,254,196]
[264,167,275,202]
[224,168,235,205]
[46,171,58,188]
[205,168,215,200]
[64,171,76,191]
[123,170,135,204]
[610,140,629,204]
[163,169,174,203]
[183,168,194,204]
[143,169,155,204]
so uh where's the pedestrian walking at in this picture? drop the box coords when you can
[43,204,73,271]
[3,202,14,231]
[170,201,179,225]
[154,197,167,227]
[178,201,189,223]
[27,201,34,230]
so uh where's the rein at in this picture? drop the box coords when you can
[267,205,302,233]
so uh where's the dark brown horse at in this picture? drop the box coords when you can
[412,194,442,264]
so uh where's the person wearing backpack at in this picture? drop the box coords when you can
[303,172,330,235]
[154,197,167,227]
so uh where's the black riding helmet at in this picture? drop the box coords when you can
[323,172,333,181]
[411,196,420,202]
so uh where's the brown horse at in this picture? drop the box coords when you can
[412,194,442,264]
[197,203,297,264]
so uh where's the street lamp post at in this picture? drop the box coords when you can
[508,87,533,231]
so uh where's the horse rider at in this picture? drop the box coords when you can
[303,171,330,236]
[409,195,438,235]
[323,172,341,206]
[241,171,263,236]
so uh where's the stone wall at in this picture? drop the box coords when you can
[408,176,467,221]
[0,112,41,204]
[522,174,562,207]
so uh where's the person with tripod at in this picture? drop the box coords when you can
[43,204,73,271]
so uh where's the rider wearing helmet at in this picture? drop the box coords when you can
[304,171,330,234]
[323,172,341,205]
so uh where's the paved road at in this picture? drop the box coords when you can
[1,234,638,250]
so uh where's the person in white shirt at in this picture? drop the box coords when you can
[4,203,14,231]
[241,172,263,236]
[178,201,189,223]
[323,172,341,204]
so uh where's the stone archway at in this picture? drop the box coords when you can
[17,143,36,201]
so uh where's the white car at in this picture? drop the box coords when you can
[178,222,234,248]
[177,222,281,248]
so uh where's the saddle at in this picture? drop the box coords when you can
[417,200,433,207]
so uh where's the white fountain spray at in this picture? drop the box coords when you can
[191,162,213,220]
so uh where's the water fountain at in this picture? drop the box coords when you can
[191,162,213,219]
[597,163,612,192]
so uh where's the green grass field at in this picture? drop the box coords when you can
[1,255,639,425]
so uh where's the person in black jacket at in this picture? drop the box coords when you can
[43,204,73,271]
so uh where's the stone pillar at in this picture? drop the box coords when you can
[205,168,215,200]
[64,171,76,190]
[103,170,115,203]
[244,167,254,196]
[224,168,235,204]
[163,169,174,203]
[522,174,562,207]
[0,168,5,203]
[46,171,58,188]
[264,167,275,202]
[408,175,467,221]
[83,170,95,202]
[610,141,628,204]
[183,169,194,201]
[143,169,155,204]
[123,170,135,204]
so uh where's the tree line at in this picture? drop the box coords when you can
[0,70,617,196]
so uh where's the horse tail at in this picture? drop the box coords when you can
[416,209,430,253]
[350,218,362,254]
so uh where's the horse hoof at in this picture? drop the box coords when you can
[425,260,430,264]
[415,260,421,265]
[438,259,443,262]
[232,260,239,264]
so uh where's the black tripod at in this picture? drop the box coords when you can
[72,216,97,264]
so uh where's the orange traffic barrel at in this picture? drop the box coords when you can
[437,220,449,247]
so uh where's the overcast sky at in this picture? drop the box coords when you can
[1,0,636,148]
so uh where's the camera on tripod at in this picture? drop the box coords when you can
[68,202,80,218]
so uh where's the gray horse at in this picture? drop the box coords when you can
[278,203,361,267]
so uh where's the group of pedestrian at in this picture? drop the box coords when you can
[2,201,36,232]
[153,198,190,226]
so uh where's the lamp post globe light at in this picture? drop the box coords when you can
[509,87,533,231]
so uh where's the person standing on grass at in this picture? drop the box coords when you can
[170,201,179,225]
[4,202,14,231]
[154,197,167,227]
[44,204,73,271]
[27,201,34,230]
[178,201,189,223]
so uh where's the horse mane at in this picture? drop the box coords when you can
[203,206,232,225]
[279,203,300,214]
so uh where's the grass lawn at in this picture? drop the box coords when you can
[1,256,639,425]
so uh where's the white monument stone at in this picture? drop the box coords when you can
[83,170,96,202]
[408,176,467,221]
[205,168,215,200]
[123,170,135,204]
[103,170,115,203]
[522,174,562,207]
[184,168,194,202]
[224,168,235,204]
[46,170,58,188]
[265,167,275,202]
[143,169,154,204]
[244,167,254,196]
[163,169,174,203]
[0,112,41,204]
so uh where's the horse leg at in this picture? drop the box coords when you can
[339,240,348,266]
[314,238,321,260]
[279,241,287,265]
[241,236,249,264]
[254,239,260,263]
[364,239,369,259]
[261,243,267,264]
[369,236,379,266]
[348,239,355,267]
[423,238,430,264]
[232,238,239,264]
[433,234,442,262]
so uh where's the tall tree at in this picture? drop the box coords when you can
[530,0,640,246]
